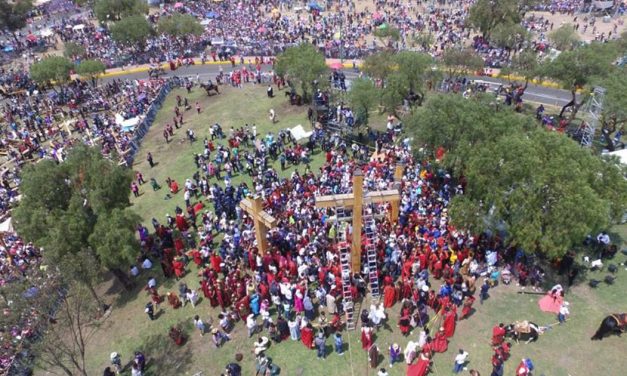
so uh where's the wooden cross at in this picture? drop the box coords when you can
[239,196,277,255]
[315,164,403,271]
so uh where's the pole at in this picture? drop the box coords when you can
[351,168,364,272]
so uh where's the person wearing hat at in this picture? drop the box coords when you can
[110,352,122,374]
[145,302,155,321]
[558,301,570,324]
[389,343,401,367]
[212,327,231,348]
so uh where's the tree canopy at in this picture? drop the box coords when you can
[442,48,484,78]
[347,78,377,126]
[467,0,522,39]
[0,0,32,33]
[406,94,627,257]
[549,23,580,51]
[76,59,106,78]
[110,15,153,46]
[157,13,203,37]
[63,42,87,59]
[13,146,139,291]
[94,0,147,22]
[29,56,74,86]
[274,43,328,101]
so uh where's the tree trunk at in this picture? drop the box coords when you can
[86,283,105,312]
[110,267,133,290]
[559,89,578,118]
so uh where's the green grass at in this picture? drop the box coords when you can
[40,87,626,376]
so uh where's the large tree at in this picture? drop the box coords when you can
[110,15,153,46]
[274,43,328,101]
[442,48,485,79]
[467,0,521,39]
[0,0,33,43]
[76,59,106,86]
[157,13,203,37]
[361,51,395,81]
[94,0,147,22]
[548,23,580,51]
[406,94,627,257]
[542,42,619,118]
[347,77,378,126]
[12,146,139,293]
[29,56,74,87]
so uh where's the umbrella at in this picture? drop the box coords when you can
[174,2,183,8]
[329,62,343,70]
[372,12,383,20]
[3,45,14,52]
[205,11,218,18]
[26,34,37,42]
[23,287,39,299]
[257,26,267,33]
[378,23,389,30]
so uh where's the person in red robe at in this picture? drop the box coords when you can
[399,307,411,336]
[460,295,475,320]
[190,249,202,267]
[175,215,188,232]
[383,284,396,308]
[432,328,448,353]
[491,323,506,346]
[442,307,456,338]
[495,342,511,361]
[172,258,185,279]
[361,325,374,350]
[301,324,314,349]
[516,359,530,376]
[407,352,431,376]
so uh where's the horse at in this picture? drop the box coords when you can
[200,82,220,96]
[505,321,541,344]
[591,313,626,340]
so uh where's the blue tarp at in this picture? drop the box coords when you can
[3,45,14,52]
[205,11,218,18]
[308,2,322,11]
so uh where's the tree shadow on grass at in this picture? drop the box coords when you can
[140,321,194,376]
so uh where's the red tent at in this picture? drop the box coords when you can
[26,34,37,43]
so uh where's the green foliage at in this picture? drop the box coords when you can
[347,78,377,126]
[549,24,580,51]
[442,48,484,78]
[467,0,521,38]
[597,68,627,126]
[373,25,401,48]
[76,59,106,78]
[63,42,86,59]
[406,94,627,257]
[110,15,153,46]
[491,23,529,50]
[157,13,203,37]
[94,0,148,22]
[508,49,539,81]
[542,42,618,90]
[29,56,74,85]
[275,43,328,100]
[393,51,433,93]
[12,146,137,287]
[362,51,395,80]
[0,0,32,33]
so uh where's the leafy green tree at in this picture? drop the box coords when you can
[549,24,580,51]
[94,0,147,22]
[442,48,484,78]
[13,146,138,292]
[361,51,395,81]
[393,51,433,104]
[380,73,407,115]
[348,78,378,126]
[410,31,434,51]
[0,0,33,43]
[29,56,74,86]
[467,0,521,38]
[157,13,203,37]
[500,49,539,98]
[110,15,153,46]
[373,24,401,49]
[491,23,529,56]
[274,43,328,101]
[597,70,627,150]
[63,42,86,59]
[542,42,619,118]
[76,59,106,86]
[407,95,627,257]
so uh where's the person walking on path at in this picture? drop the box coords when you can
[314,331,326,359]
[194,315,206,336]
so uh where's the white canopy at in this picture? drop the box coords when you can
[0,217,13,233]
[607,149,627,166]
[40,29,53,37]
[72,24,85,31]
[593,1,614,10]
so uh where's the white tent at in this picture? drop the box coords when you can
[593,1,614,10]
[608,149,627,166]
[72,24,85,31]
[40,29,53,37]
[0,217,13,233]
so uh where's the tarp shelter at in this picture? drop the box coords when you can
[26,34,37,43]
[608,149,627,166]
[200,19,212,25]
[40,29,53,37]
[3,46,14,52]
[593,1,614,9]
[205,11,218,18]
[0,217,13,233]
[72,24,85,31]
[289,125,312,141]
[174,2,183,8]
[115,114,142,132]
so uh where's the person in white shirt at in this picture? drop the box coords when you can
[453,349,469,373]
[130,265,139,277]
[558,302,570,324]
[246,313,258,338]
[141,258,152,270]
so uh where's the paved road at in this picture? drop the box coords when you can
[103,64,574,107]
